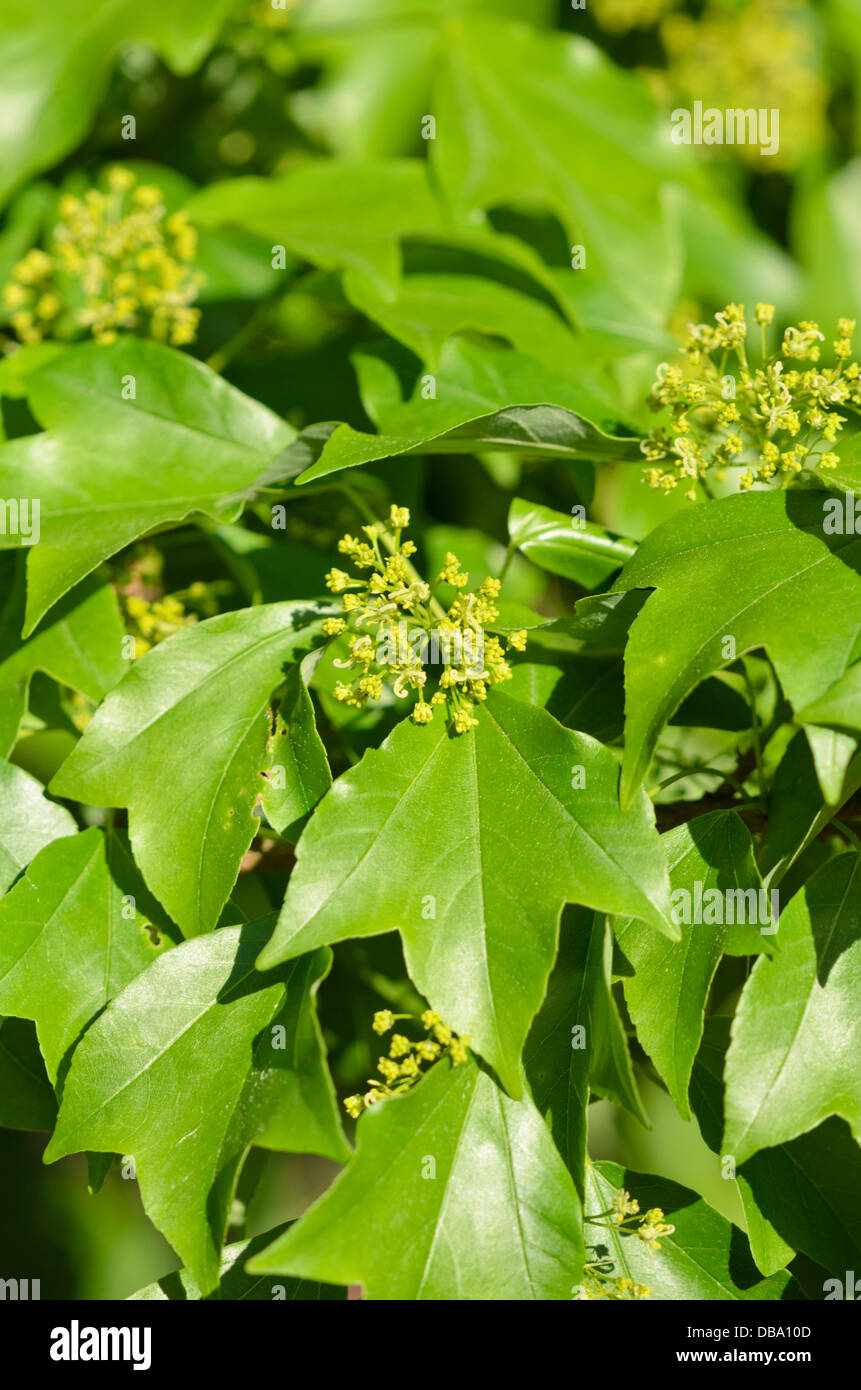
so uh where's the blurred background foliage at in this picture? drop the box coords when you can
[1,0,857,1296]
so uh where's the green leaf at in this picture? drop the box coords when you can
[584,1160,791,1300]
[0,558,126,754]
[432,18,680,319]
[692,1018,861,1279]
[0,826,173,1082]
[508,497,636,590]
[259,656,332,836]
[724,851,861,1162]
[341,270,581,373]
[525,908,646,1194]
[0,1016,56,1131]
[248,1055,584,1301]
[0,759,76,895]
[0,340,292,634]
[802,724,858,806]
[792,158,861,339]
[0,0,235,205]
[128,1226,347,1301]
[188,159,443,297]
[506,655,625,743]
[614,492,861,807]
[615,812,774,1120]
[798,661,861,736]
[45,921,348,1295]
[286,0,555,160]
[759,729,861,886]
[296,337,642,485]
[259,689,673,1096]
[50,603,332,938]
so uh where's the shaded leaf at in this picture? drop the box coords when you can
[525,908,646,1196]
[0,1016,56,1131]
[692,1018,861,1279]
[0,558,125,754]
[128,1225,347,1301]
[724,852,861,1162]
[46,921,348,1295]
[0,759,76,895]
[584,1160,791,1300]
[613,492,861,807]
[614,812,773,1120]
[0,826,173,1081]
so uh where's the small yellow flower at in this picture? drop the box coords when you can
[439,552,468,588]
[132,184,162,209]
[107,166,135,193]
[611,1189,640,1223]
[372,1010,395,1035]
[453,707,478,733]
[325,568,353,593]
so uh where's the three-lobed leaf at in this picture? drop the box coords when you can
[249,1055,585,1301]
[0,340,292,633]
[0,826,172,1082]
[50,603,332,938]
[259,689,674,1096]
[46,920,348,1295]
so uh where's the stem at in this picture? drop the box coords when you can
[343,485,448,622]
[206,295,279,374]
[497,538,518,583]
[742,659,768,806]
[649,764,754,800]
[831,818,861,852]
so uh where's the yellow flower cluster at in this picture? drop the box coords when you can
[343,1009,470,1117]
[655,0,827,171]
[590,0,678,36]
[642,304,859,497]
[324,505,527,734]
[121,584,216,656]
[575,1274,652,1301]
[3,167,204,348]
[607,1187,675,1248]
[576,1187,676,1299]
